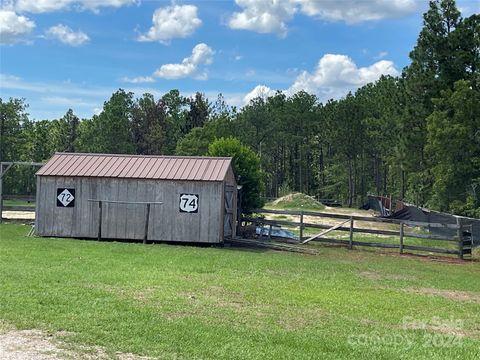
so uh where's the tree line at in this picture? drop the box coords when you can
[1,0,479,217]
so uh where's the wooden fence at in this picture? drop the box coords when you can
[1,195,36,212]
[0,161,43,222]
[242,209,474,259]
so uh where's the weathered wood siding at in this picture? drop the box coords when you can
[36,176,224,243]
[223,166,237,239]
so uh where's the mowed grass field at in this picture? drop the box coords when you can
[1,223,480,359]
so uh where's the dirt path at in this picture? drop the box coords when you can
[265,207,399,233]
[0,330,68,360]
[1,211,35,220]
[0,329,153,360]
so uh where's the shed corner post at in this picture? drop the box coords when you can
[143,203,151,245]
[34,175,40,234]
[236,186,242,236]
[97,201,103,241]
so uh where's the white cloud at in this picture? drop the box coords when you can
[79,0,137,12]
[155,63,196,79]
[374,51,388,60]
[138,4,201,44]
[0,73,111,119]
[287,54,399,97]
[14,0,137,13]
[42,95,99,108]
[121,76,155,84]
[243,84,276,104]
[154,43,214,80]
[0,72,250,119]
[228,0,417,35]
[0,73,109,97]
[297,0,417,24]
[228,0,296,37]
[0,73,21,82]
[15,0,73,13]
[194,71,208,81]
[45,24,89,46]
[244,54,399,104]
[457,0,480,17]
[0,10,35,44]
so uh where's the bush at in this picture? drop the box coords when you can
[207,137,264,211]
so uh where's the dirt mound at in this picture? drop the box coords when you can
[269,193,325,211]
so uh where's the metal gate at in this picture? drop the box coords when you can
[224,185,235,239]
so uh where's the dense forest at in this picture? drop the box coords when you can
[1,0,479,217]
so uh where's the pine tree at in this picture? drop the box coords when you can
[62,109,79,152]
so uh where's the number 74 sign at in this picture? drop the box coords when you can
[179,194,199,213]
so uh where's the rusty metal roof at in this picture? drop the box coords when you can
[36,153,233,181]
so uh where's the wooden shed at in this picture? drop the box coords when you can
[35,153,237,243]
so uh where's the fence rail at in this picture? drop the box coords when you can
[255,208,460,228]
[242,209,473,259]
[3,205,35,212]
[3,195,36,202]
[1,194,36,214]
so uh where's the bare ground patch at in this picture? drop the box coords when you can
[358,316,480,338]
[0,329,66,360]
[404,287,480,303]
[401,322,475,338]
[2,211,35,220]
[0,329,155,360]
[357,271,417,281]
[178,285,328,330]
[81,284,158,303]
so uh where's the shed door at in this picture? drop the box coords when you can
[224,185,235,239]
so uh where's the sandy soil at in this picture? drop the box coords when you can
[265,206,399,233]
[404,287,480,303]
[1,211,35,220]
[0,329,154,360]
[0,330,64,360]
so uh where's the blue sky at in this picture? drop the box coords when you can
[1,0,479,120]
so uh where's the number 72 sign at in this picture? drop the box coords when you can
[179,194,199,213]
[57,188,75,207]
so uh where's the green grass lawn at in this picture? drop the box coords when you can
[1,223,479,359]
[3,199,35,207]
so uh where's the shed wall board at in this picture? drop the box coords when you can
[36,176,224,243]
[224,166,237,238]
[225,167,236,187]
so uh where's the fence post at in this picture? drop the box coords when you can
[457,217,463,260]
[268,224,272,239]
[299,211,304,241]
[97,201,102,241]
[349,216,354,249]
[143,203,151,244]
[399,222,404,254]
